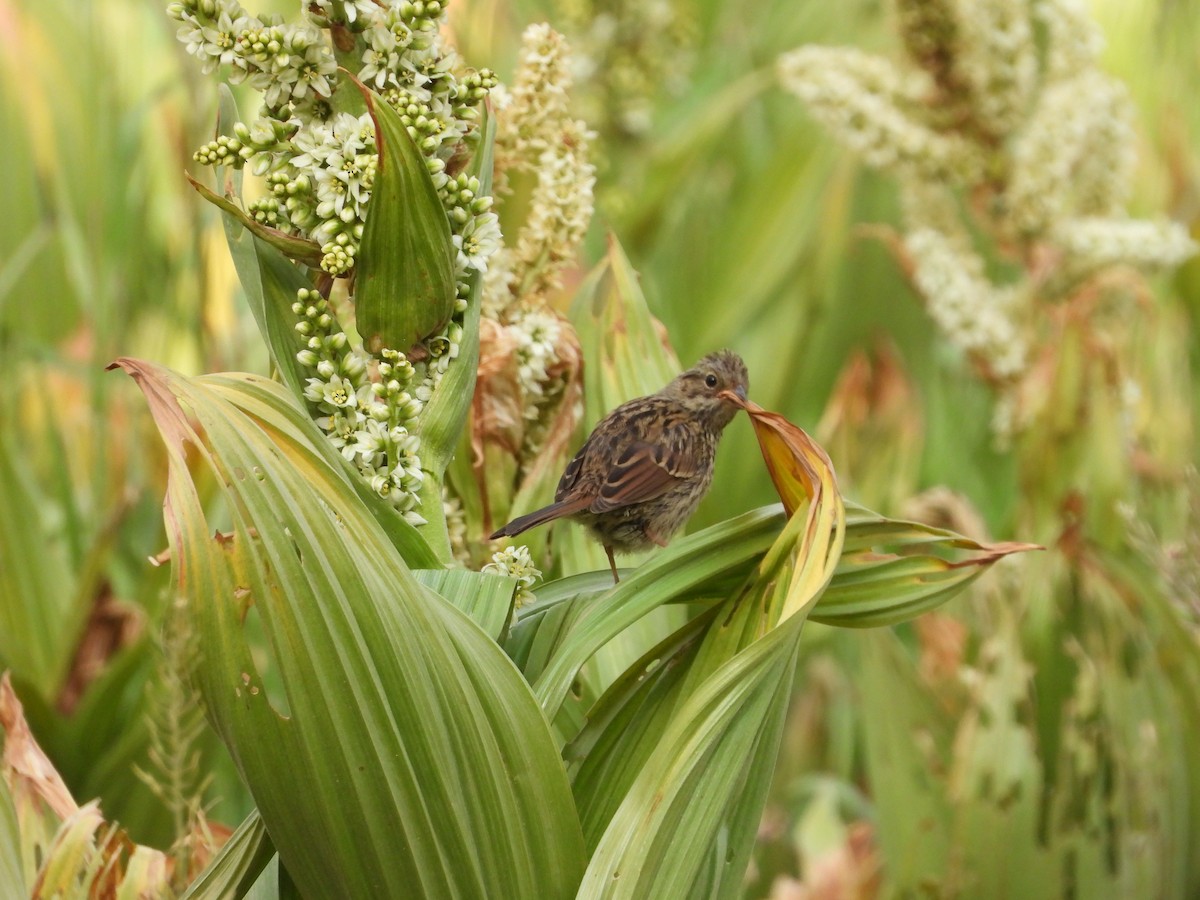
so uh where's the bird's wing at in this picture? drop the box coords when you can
[588,431,702,513]
[554,433,595,502]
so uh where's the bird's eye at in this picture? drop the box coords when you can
[704,373,718,388]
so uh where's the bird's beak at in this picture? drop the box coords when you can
[718,387,748,409]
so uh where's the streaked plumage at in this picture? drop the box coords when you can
[490,350,749,581]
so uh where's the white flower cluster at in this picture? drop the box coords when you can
[495,25,574,165]
[1005,71,1128,236]
[781,0,1196,420]
[170,0,498,278]
[169,1,336,111]
[954,0,1035,136]
[905,228,1027,380]
[481,544,542,610]
[488,24,596,313]
[1036,0,1105,83]
[778,46,981,184]
[171,0,503,528]
[293,289,429,522]
[513,128,595,301]
[512,310,565,423]
[1054,218,1198,276]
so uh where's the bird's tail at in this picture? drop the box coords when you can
[489,496,591,539]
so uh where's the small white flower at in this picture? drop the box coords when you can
[350,417,390,460]
[315,408,364,453]
[304,374,358,409]
[482,545,542,609]
[452,211,502,273]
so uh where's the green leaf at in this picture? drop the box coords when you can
[0,777,28,897]
[578,620,804,899]
[179,809,274,900]
[413,108,496,479]
[201,371,440,569]
[0,431,78,700]
[114,358,586,899]
[410,109,496,562]
[413,568,515,641]
[187,173,323,269]
[812,503,1040,628]
[353,82,456,353]
[566,606,718,851]
[504,571,618,682]
[531,506,783,723]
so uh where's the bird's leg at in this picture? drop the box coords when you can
[605,545,620,584]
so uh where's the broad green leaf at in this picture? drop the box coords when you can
[814,504,1040,628]
[180,809,274,900]
[243,857,281,900]
[566,607,718,851]
[353,81,456,352]
[0,433,77,700]
[504,571,630,682]
[532,506,784,722]
[413,568,515,641]
[198,371,440,570]
[114,358,586,899]
[579,620,804,899]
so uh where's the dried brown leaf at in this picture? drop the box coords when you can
[56,589,144,715]
[1,672,78,821]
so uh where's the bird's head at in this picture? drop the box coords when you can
[665,349,749,429]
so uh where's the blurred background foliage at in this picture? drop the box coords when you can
[0,0,1197,896]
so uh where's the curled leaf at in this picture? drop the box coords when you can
[1,672,78,821]
[814,504,1041,628]
[186,172,323,268]
[721,393,837,517]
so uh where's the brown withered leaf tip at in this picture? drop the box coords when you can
[719,391,837,518]
[490,350,749,582]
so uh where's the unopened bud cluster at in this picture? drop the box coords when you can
[293,288,428,522]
